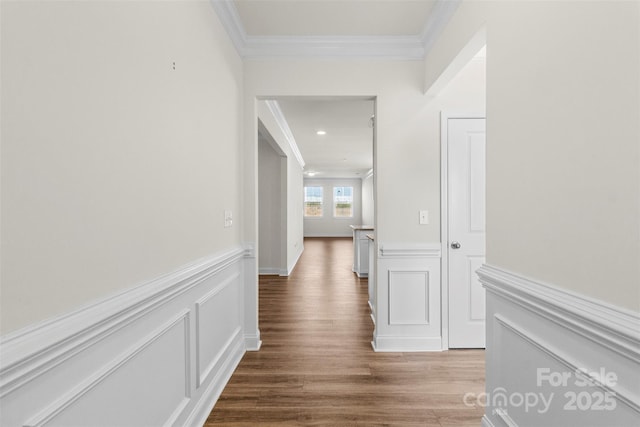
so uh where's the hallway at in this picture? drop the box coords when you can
[205,237,485,426]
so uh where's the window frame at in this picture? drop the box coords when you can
[303,186,324,218]
[332,186,354,219]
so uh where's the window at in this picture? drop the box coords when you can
[304,186,323,217]
[333,186,353,218]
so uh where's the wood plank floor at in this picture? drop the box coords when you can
[205,237,485,426]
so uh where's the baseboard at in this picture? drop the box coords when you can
[258,267,280,275]
[371,335,443,352]
[478,264,640,427]
[183,333,245,427]
[244,332,262,351]
[303,233,352,238]
[0,247,250,426]
[281,243,304,276]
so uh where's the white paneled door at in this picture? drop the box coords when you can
[448,118,486,348]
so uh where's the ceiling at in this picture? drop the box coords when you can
[219,1,461,179]
[276,98,374,179]
[211,0,461,59]
[234,1,437,37]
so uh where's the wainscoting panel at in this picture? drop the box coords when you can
[0,247,250,427]
[372,243,442,352]
[195,274,241,387]
[479,264,640,427]
[388,271,430,325]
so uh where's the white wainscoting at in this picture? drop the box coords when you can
[371,243,443,352]
[0,247,252,427]
[478,264,640,427]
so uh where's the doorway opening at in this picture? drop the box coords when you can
[257,97,376,279]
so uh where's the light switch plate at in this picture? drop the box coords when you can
[419,210,429,225]
[224,210,233,227]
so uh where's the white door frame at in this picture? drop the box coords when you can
[440,111,485,350]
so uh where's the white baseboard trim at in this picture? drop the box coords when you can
[478,264,640,426]
[244,332,262,351]
[371,335,443,352]
[258,267,280,275]
[303,233,352,238]
[183,332,245,427]
[0,246,250,426]
[282,244,304,276]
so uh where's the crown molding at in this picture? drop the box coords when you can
[210,0,246,53]
[420,0,462,54]
[210,0,461,60]
[264,100,306,169]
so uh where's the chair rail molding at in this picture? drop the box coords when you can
[0,246,253,427]
[478,264,640,427]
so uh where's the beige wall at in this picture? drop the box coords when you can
[428,0,640,311]
[243,59,485,250]
[258,135,283,272]
[1,1,244,333]
[256,101,305,273]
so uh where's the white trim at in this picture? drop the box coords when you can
[182,333,245,427]
[494,313,640,413]
[282,243,304,277]
[241,242,261,354]
[420,0,462,54]
[0,247,246,398]
[494,408,518,427]
[208,0,246,54]
[244,332,262,352]
[483,264,640,425]
[194,272,240,387]
[440,111,485,350]
[379,242,441,258]
[481,415,497,427]
[23,311,191,427]
[258,268,281,275]
[363,169,374,180]
[371,335,443,352]
[478,264,640,363]
[210,0,460,60]
[303,233,352,238]
[388,270,430,325]
[264,100,305,169]
[1,248,249,426]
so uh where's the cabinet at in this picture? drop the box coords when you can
[350,225,374,278]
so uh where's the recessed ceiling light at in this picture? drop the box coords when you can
[316,130,326,136]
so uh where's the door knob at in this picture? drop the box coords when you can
[450,241,461,249]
